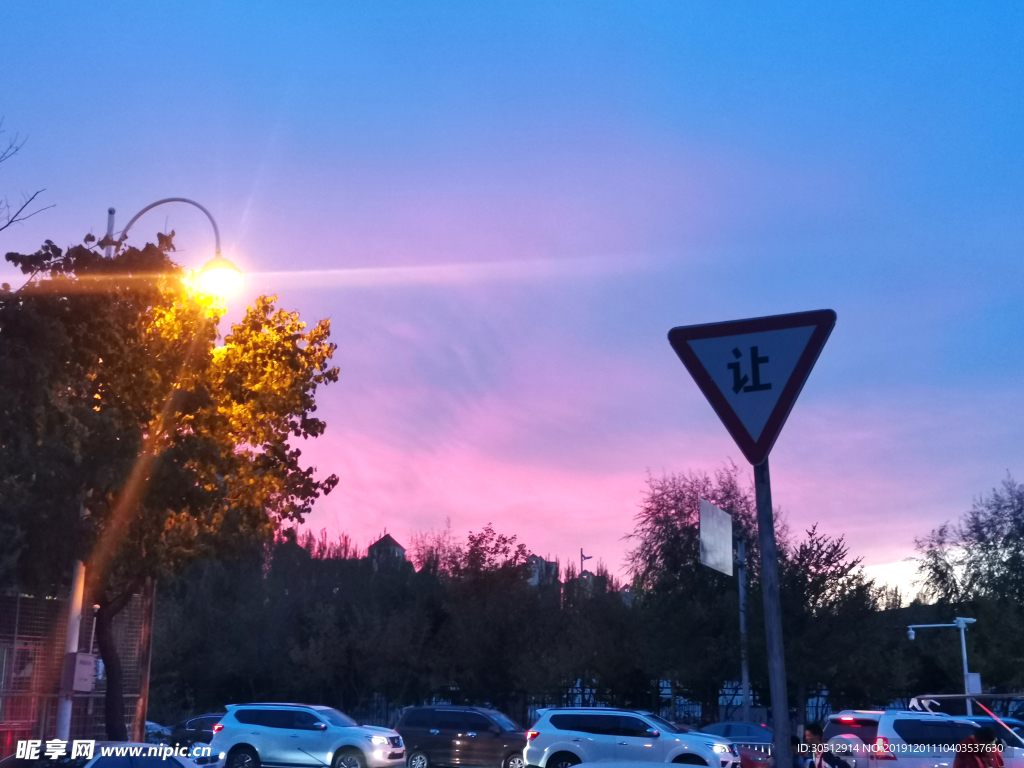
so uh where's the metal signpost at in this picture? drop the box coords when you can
[669,309,837,763]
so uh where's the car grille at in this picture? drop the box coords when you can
[389,737,403,748]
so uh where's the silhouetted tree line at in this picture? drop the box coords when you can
[149,467,1024,727]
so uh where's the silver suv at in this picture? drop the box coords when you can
[209,703,404,768]
[524,708,738,768]
[823,709,1024,768]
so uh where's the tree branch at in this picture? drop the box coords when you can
[0,189,54,233]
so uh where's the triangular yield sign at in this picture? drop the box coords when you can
[668,309,836,466]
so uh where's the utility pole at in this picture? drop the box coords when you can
[55,507,87,740]
[737,538,751,724]
[958,619,972,716]
[104,208,116,257]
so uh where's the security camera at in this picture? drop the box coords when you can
[908,628,915,640]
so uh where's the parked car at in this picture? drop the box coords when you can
[395,706,526,768]
[823,709,1024,768]
[523,708,739,768]
[169,715,226,748]
[208,703,404,768]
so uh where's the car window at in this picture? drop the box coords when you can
[490,713,520,732]
[645,714,684,734]
[618,716,653,738]
[402,710,436,729]
[435,711,465,731]
[892,719,978,747]
[293,711,324,730]
[233,709,263,726]
[462,713,495,732]
[574,714,620,736]
[317,708,358,727]
[199,716,222,730]
[702,724,729,737]
[824,718,879,744]
[234,709,298,728]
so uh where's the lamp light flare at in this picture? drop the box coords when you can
[199,255,242,298]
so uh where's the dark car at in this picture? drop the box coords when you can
[168,713,225,748]
[396,706,526,768]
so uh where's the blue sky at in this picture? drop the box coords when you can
[3,2,1023,591]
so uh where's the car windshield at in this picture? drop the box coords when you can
[316,708,358,727]
[646,714,685,734]
[490,713,521,732]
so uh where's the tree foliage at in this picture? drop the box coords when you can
[915,475,1024,603]
[0,236,338,737]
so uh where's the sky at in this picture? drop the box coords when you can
[2,2,1023,594]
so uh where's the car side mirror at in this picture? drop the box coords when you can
[489,725,502,735]
[313,722,327,731]
[647,729,660,738]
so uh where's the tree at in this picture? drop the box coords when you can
[0,236,338,738]
[915,475,1024,603]
[627,464,760,717]
[914,474,1024,692]
[0,119,51,235]
[775,526,896,715]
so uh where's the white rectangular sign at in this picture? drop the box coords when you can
[699,499,733,576]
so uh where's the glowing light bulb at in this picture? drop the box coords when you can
[199,255,242,298]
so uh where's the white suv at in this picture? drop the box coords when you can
[524,708,738,768]
[823,709,1024,768]
[209,703,405,768]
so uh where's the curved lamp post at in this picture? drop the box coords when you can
[907,617,977,715]
[117,197,242,297]
[55,199,241,741]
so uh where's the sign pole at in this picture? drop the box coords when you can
[754,458,791,764]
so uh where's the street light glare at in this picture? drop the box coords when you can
[199,255,242,298]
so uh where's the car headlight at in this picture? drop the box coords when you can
[712,744,731,754]
[369,736,390,745]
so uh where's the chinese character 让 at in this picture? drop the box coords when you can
[728,346,771,394]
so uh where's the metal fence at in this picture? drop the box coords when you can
[0,591,147,756]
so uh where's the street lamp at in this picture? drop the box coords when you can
[55,198,239,741]
[907,617,978,715]
[114,197,241,298]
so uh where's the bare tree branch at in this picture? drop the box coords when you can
[0,118,52,233]
[0,190,54,233]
